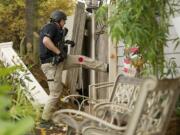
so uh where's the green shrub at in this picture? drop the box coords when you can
[0,66,34,135]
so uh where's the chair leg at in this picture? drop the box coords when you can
[66,126,74,135]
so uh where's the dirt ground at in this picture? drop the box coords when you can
[165,115,180,135]
[30,64,180,135]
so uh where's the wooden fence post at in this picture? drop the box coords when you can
[65,2,86,94]
[33,32,40,65]
[20,36,26,57]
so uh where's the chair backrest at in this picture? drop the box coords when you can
[93,75,143,125]
[109,75,142,110]
[125,76,180,135]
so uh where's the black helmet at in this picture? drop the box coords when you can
[50,10,67,22]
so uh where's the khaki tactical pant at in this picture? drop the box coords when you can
[41,55,108,120]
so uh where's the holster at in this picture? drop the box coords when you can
[41,56,64,65]
[41,57,54,64]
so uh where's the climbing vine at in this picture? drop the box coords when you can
[96,0,180,76]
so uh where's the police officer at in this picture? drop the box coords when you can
[39,10,108,127]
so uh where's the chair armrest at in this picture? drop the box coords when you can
[93,102,131,114]
[61,95,90,111]
[89,81,114,88]
[52,109,127,132]
[93,102,131,124]
[89,81,114,102]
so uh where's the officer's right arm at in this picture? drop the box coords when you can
[43,36,60,55]
[42,23,61,55]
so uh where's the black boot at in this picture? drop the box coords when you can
[38,119,56,129]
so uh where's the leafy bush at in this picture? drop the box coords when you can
[0,66,34,135]
[96,1,180,76]
[0,0,75,49]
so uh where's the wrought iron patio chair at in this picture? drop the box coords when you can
[52,75,143,135]
[82,76,180,135]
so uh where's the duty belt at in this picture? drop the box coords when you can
[41,57,53,64]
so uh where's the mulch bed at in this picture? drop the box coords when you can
[166,116,180,135]
[34,127,66,135]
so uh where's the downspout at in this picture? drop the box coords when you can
[90,0,96,99]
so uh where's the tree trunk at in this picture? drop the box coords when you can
[25,0,34,54]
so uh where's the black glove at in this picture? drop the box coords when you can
[52,51,67,65]
[63,27,68,37]
[59,50,67,59]
[63,45,68,53]
[65,40,75,47]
